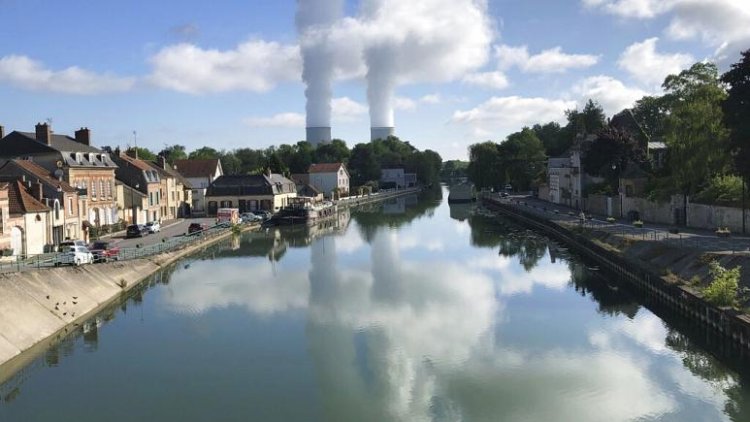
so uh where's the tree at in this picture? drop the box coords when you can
[125,147,156,161]
[315,139,350,163]
[234,148,265,174]
[219,150,242,175]
[663,62,729,223]
[498,128,546,190]
[288,141,315,174]
[266,152,288,175]
[467,142,502,189]
[721,49,750,182]
[188,146,220,160]
[583,126,646,189]
[406,149,442,186]
[158,144,187,164]
[348,143,381,186]
[533,122,568,156]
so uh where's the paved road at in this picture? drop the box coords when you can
[107,218,216,248]
[484,193,750,253]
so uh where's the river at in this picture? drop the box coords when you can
[1,187,749,421]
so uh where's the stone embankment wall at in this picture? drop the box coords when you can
[483,197,750,352]
[0,227,245,376]
[586,193,750,232]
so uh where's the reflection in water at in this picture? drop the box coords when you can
[1,188,748,422]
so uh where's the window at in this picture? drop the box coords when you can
[68,197,73,215]
[100,180,104,198]
[54,200,60,220]
[91,179,96,197]
[149,192,154,206]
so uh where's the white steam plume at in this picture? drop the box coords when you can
[296,0,345,128]
[354,0,494,130]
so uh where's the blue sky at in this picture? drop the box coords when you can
[0,0,747,160]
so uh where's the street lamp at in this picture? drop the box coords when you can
[612,164,623,218]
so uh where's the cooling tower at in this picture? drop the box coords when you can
[307,127,332,145]
[371,127,395,141]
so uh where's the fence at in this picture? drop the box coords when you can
[481,192,750,253]
[0,223,239,275]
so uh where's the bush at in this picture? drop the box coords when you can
[231,224,242,235]
[703,261,741,307]
[694,175,743,206]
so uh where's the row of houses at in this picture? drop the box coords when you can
[0,122,420,256]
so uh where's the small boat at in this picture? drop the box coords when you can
[448,183,476,203]
[265,198,337,226]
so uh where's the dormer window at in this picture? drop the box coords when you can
[76,153,83,164]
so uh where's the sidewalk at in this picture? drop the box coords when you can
[484,193,750,253]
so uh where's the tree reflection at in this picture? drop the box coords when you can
[353,188,442,243]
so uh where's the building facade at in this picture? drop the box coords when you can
[205,173,297,215]
[308,163,349,199]
[0,159,81,244]
[113,153,162,224]
[0,124,118,227]
[173,159,223,216]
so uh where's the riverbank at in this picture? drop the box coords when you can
[0,223,257,379]
[0,188,425,380]
[482,195,750,352]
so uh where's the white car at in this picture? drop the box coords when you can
[145,221,161,233]
[55,245,94,266]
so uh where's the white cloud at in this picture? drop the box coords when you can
[583,0,750,66]
[394,96,417,111]
[581,0,671,18]
[148,40,300,94]
[0,55,135,95]
[569,75,649,115]
[452,96,575,129]
[331,96,367,121]
[243,112,305,128]
[463,71,510,90]
[496,44,600,73]
[419,93,442,104]
[618,37,694,86]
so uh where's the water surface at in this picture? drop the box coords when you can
[1,188,749,421]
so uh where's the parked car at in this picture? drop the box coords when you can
[188,223,207,235]
[500,192,509,198]
[55,245,94,266]
[255,210,273,220]
[58,240,87,251]
[89,241,121,263]
[240,212,262,223]
[145,221,161,233]
[126,224,149,238]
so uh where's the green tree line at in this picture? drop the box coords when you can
[466,49,750,209]
[123,136,442,190]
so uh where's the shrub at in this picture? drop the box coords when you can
[703,261,741,307]
[694,175,743,206]
[231,224,242,235]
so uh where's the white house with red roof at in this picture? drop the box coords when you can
[308,163,349,199]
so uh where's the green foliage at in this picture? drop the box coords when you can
[532,121,569,157]
[348,143,381,186]
[663,62,729,198]
[584,181,615,196]
[721,49,750,182]
[693,175,743,206]
[315,139,350,163]
[441,160,469,180]
[582,127,646,189]
[188,146,221,160]
[703,261,741,307]
[158,144,187,164]
[467,141,502,189]
[126,147,156,161]
[467,128,546,191]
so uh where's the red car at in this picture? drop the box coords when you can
[89,241,121,263]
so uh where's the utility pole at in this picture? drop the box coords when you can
[133,130,138,159]
[743,177,747,235]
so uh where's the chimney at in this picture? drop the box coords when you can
[157,155,167,169]
[75,127,91,145]
[266,168,272,177]
[0,125,4,139]
[31,180,44,202]
[35,123,51,145]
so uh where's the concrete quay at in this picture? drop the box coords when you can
[0,223,254,381]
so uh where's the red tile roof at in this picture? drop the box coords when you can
[309,163,345,173]
[117,153,154,171]
[9,159,77,193]
[173,159,221,178]
[8,180,50,215]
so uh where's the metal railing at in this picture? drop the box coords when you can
[481,193,750,253]
[0,223,240,275]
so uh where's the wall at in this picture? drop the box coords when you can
[689,202,749,233]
